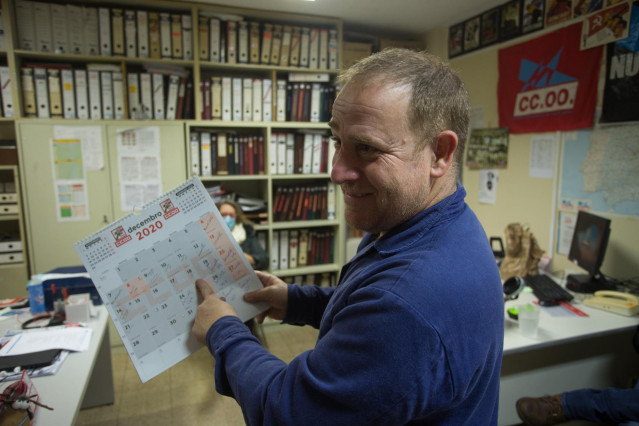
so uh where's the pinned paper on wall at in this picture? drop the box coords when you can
[50,138,90,222]
[529,134,556,178]
[479,169,498,204]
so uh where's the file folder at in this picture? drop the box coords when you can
[249,22,260,64]
[47,68,63,118]
[182,14,193,60]
[238,21,248,63]
[21,68,37,118]
[198,16,209,60]
[88,70,102,119]
[159,13,172,58]
[124,10,137,58]
[148,12,161,59]
[112,71,126,119]
[152,73,165,119]
[99,7,112,56]
[111,8,125,56]
[34,2,53,53]
[171,14,183,59]
[74,69,89,119]
[61,69,76,119]
[139,73,153,118]
[209,18,220,62]
[127,72,140,118]
[84,7,100,55]
[137,10,149,58]
[100,71,114,119]
[51,4,69,54]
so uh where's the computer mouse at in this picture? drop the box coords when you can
[539,300,558,307]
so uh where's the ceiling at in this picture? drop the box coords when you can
[182,0,508,38]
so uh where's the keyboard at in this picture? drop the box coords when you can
[524,274,574,305]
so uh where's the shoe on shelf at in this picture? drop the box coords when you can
[516,395,567,426]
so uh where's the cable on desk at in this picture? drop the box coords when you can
[17,313,66,330]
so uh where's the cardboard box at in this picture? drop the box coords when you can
[0,145,18,165]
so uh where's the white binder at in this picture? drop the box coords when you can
[276,80,287,122]
[139,73,153,119]
[221,77,232,121]
[308,28,319,69]
[111,8,125,55]
[47,69,62,118]
[171,14,182,59]
[269,133,279,175]
[51,4,69,54]
[34,2,53,53]
[98,7,112,56]
[311,133,323,173]
[262,79,272,122]
[34,68,50,118]
[327,182,336,220]
[226,21,237,64]
[209,18,220,62]
[279,229,289,270]
[211,77,222,120]
[61,69,76,119]
[100,71,114,119]
[0,67,13,118]
[261,24,273,65]
[137,10,149,58]
[302,133,314,174]
[83,7,100,55]
[242,78,252,121]
[88,70,102,119]
[159,13,172,58]
[21,68,37,118]
[182,15,192,60]
[271,230,279,270]
[319,29,328,70]
[310,83,321,123]
[252,78,262,122]
[280,26,292,67]
[328,29,339,70]
[300,27,310,68]
[165,74,180,120]
[232,77,242,121]
[189,132,200,176]
[112,71,126,119]
[15,1,36,51]
[127,72,140,118]
[200,131,212,176]
[74,69,89,119]
[124,10,137,58]
[249,22,260,64]
[238,21,248,64]
[152,73,165,119]
[285,133,295,175]
[277,132,287,175]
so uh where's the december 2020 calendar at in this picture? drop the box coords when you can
[74,177,267,383]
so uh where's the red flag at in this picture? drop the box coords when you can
[498,24,603,134]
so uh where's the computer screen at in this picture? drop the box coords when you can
[568,210,611,278]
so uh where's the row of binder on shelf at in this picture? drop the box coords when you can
[281,272,338,288]
[273,182,337,222]
[198,17,339,70]
[200,76,336,122]
[15,1,193,60]
[271,228,335,271]
[270,132,335,175]
[20,64,194,120]
[190,131,266,177]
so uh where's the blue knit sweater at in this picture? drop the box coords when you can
[207,185,504,425]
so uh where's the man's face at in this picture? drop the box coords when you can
[329,81,434,234]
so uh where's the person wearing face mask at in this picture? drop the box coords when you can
[217,200,269,270]
[192,49,503,425]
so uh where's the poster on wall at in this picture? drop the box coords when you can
[449,23,464,58]
[600,1,639,123]
[522,0,546,34]
[500,0,523,40]
[466,128,509,169]
[545,0,573,27]
[464,15,481,52]
[573,0,604,17]
[580,1,631,50]
[498,23,603,133]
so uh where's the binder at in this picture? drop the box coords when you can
[33,68,50,118]
[242,78,252,121]
[327,136,336,175]
[127,72,140,118]
[252,78,262,121]
[302,133,314,173]
[51,4,69,54]
[270,25,282,65]
[66,4,85,55]
[311,133,323,173]
[279,26,292,67]
[262,79,272,122]
[112,71,126,119]
[261,24,273,65]
[124,10,137,58]
[328,30,338,70]
[269,133,278,174]
[310,83,321,122]
[232,77,242,121]
[148,12,161,59]
[184,79,194,119]
[21,68,37,117]
[98,7,112,56]
[319,29,328,70]
[249,22,260,64]
[308,28,319,69]
[100,71,114,119]
[84,7,100,55]
[238,21,248,64]
[226,21,237,64]
[216,133,229,175]
[47,69,62,118]
[200,131,212,176]
[298,229,309,266]
[175,77,186,119]
[286,133,295,174]
[171,14,183,59]
[15,1,36,51]
[88,70,102,119]
[159,13,172,58]
[198,16,209,60]
[278,229,289,270]
[276,80,286,122]
[139,72,153,118]
[74,69,89,119]
[289,27,301,67]
[327,182,336,220]
[221,77,232,121]
[209,18,220,62]
[165,74,180,119]
[211,77,222,119]
[0,67,13,118]
[300,27,310,68]
[111,8,125,56]
[189,132,200,176]
[61,69,76,119]
[34,2,53,53]
[182,15,193,60]
[276,132,286,175]
[152,73,165,119]
[271,230,279,270]
[200,79,210,119]
[289,230,299,269]
[137,10,149,58]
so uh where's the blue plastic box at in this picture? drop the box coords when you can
[42,266,103,311]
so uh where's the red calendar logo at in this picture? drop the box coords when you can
[111,225,132,247]
[160,198,180,220]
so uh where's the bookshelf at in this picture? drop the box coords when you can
[1,0,345,287]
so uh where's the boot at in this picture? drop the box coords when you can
[516,394,567,425]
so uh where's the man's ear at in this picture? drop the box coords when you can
[430,130,458,178]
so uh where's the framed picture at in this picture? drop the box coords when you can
[481,8,500,47]
[463,15,482,52]
[545,0,573,27]
[522,0,545,34]
[500,0,523,41]
[573,0,603,18]
[448,23,464,58]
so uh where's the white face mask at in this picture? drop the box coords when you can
[223,215,236,230]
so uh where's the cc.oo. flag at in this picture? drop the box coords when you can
[498,23,603,134]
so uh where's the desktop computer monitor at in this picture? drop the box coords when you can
[566,210,614,293]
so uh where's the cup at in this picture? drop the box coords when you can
[27,280,46,314]
[518,303,540,338]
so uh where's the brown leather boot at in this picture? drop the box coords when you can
[516,395,567,425]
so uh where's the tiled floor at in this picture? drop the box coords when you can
[76,324,319,426]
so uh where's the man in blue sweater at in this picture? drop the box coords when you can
[192,48,504,425]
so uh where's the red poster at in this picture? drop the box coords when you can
[498,24,603,134]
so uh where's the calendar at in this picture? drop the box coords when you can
[75,177,267,383]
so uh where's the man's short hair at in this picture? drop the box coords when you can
[337,48,470,169]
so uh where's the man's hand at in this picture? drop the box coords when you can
[191,279,238,344]
[243,271,289,324]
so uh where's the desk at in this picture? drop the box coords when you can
[500,290,639,425]
[0,306,114,425]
